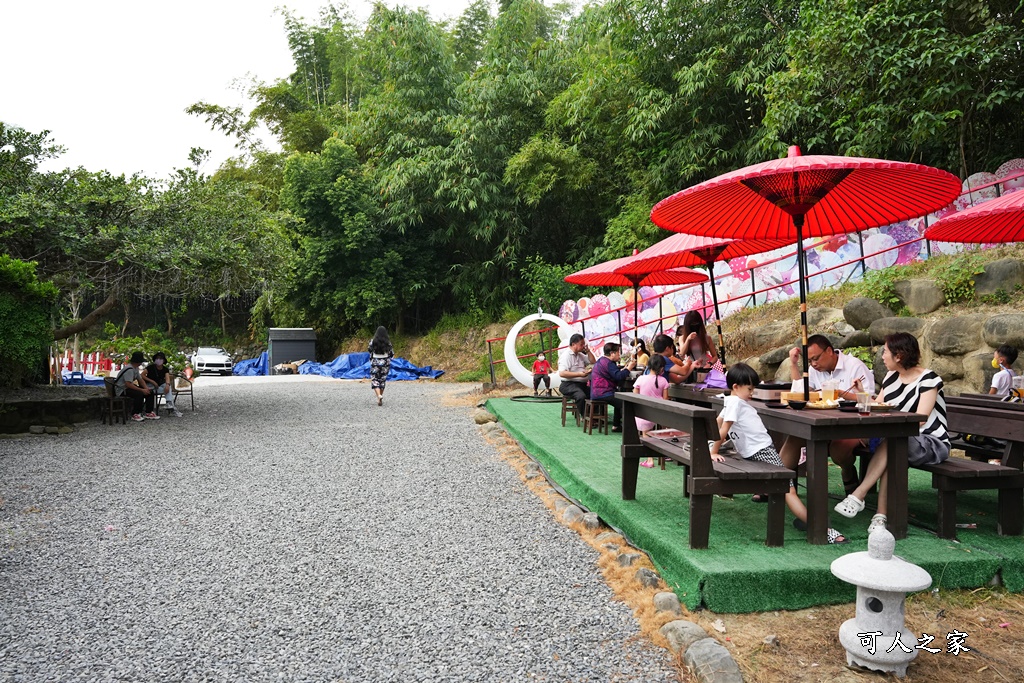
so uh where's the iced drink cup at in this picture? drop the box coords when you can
[821,380,839,402]
[857,392,872,416]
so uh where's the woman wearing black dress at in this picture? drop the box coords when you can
[369,326,394,406]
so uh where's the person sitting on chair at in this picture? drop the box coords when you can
[558,333,595,417]
[775,334,875,497]
[590,342,637,433]
[142,352,183,417]
[115,351,159,422]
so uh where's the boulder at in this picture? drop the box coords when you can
[683,638,744,683]
[654,591,683,615]
[844,297,895,330]
[873,347,886,388]
[739,320,796,352]
[473,409,497,424]
[833,321,856,338]
[635,567,661,588]
[928,315,986,355]
[963,352,1000,395]
[807,307,844,328]
[582,512,600,530]
[893,279,945,315]
[740,355,764,378]
[562,505,584,524]
[840,330,872,349]
[595,531,623,544]
[868,317,926,343]
[617,552,641,567]
[974,258,1024,296]
[660,620,710,654]
[928,355,965,381]
[759,346,791,366]
[774,362,794,384]
[983,314,1024,348]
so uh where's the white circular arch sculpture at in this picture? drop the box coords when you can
[503,313,574,390]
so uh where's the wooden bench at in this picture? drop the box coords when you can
[618,392,796,549]
[915,400,1024,539]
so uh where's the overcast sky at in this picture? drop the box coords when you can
[2,1,474,178]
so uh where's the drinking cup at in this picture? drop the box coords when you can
[1013,376,1024,391]
[821,380,839,402]
[856,392,871,416]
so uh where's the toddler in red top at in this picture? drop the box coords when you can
[532,352,553,395]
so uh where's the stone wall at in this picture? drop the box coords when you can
[0,393,105,434]
[742,298,1024,396]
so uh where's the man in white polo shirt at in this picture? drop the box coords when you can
[558,333,596,417]
[771,335,875,500]
[787,334,874,400]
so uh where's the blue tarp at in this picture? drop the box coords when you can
[233,351,269,376]
[299,352,444,381]
[231,350,443,380]
[61,370,106,386]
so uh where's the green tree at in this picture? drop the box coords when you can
[0,255,58,388]
[764,0,1024,175]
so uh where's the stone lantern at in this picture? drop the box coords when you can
[830,528,932,678]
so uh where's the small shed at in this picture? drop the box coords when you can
[268,328,317,373]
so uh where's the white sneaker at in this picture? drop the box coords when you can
[131,414,145,422]
[173,410,183,418]
[143,412,160,420]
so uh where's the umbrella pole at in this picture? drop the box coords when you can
[706,259,726,365]
[795,216,810,401]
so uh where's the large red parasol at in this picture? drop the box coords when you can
[624,233,791,364]
[651,146,961,399]
[923,189,1024,243]
[565,255,708,343]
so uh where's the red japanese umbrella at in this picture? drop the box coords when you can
[651,145,961,399]
[565,255,708,343]
[624,233,791,365]
[923,189,1024,243]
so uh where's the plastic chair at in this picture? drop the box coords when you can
[583,400,609,435]
[67,371,85,385]
[101,377,128,425]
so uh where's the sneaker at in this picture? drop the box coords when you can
[173,410,183,418]
[545,390,552,396]
[131,414,145,422]
[143,412,160,420]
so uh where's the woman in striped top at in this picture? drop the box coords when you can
[834,332,949,533]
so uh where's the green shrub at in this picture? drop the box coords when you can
[0,256,58,388]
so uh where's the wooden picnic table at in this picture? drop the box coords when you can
[675,393,925,544]
[666,383,724,408]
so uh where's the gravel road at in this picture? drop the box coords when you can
[0,376,679,682]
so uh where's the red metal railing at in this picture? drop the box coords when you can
[485,171,1024,383]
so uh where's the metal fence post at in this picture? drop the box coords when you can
[487,340,497,386]
[858,235,867,277]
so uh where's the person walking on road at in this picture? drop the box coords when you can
[369,326,394,406]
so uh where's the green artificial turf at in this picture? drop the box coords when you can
[488,397,1016,613]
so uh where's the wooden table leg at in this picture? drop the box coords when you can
[622,443,644,500]
[887,436,909,539]
[805,439,829,544]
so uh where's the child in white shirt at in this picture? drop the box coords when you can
[989,344,1018,398]
[711,363,848,544]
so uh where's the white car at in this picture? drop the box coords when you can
[190,347,234,375]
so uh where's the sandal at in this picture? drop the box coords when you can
[868,514,888,534]
[841,465,861,496]
[751,493,770,503]
[827,528,850,544]
[640,459,654,468]
[793,518,807,531]
[834,494,865,518]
